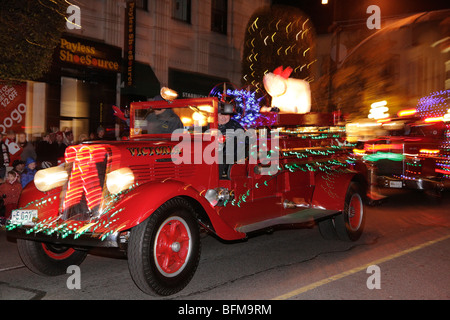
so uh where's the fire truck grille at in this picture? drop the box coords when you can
[375,159,403,176]
[129,161,196,183]
[62,146,109,221]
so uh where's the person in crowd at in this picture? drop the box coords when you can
[0,133,10,183]
[96,126,106,140]
[36,132,56,167]
[54,131,68,160]
[0,194,4,226]
[64,129,75,146]
[12,159,25,179]
[21,158,37,188]
[49,131,56,144]
[78,133,89,143]
[18,132,37,163]
[0,170,22,221]
[3,130,22,164]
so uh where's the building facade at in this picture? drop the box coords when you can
[9,0,270,141]
[312,9,450,119]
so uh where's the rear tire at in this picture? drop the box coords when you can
[17,239,87,276]
[127,197,201,296]
[318,218,337,240]
[334,182,365,242]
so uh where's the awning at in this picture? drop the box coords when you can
[169,69,229,98]
[121,62,160,98]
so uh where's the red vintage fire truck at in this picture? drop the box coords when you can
[7,92,366,296]
[353,109,450,202]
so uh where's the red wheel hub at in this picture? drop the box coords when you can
[348,194,363,231]
[42,243,75,260]
[154,217,191,277]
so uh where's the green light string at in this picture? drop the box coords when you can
[227,144,355,207]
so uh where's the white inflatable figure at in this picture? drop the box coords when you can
[263,66,311,114]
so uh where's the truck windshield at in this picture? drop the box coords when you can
[132,105,215,136]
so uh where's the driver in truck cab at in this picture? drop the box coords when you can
[145,108,183,134]
[116,95,183,134]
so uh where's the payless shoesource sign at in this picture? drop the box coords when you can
[58,35,121,73]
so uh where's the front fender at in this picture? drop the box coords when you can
[102,179,246,241]
[311,170,364,211]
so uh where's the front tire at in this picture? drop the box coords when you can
[17,240,87,276]
[127,198,201,296]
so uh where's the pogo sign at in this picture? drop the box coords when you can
[0,82,27,135]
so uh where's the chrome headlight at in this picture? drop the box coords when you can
[34,166,69,192]
[106,168,135,194]
[204,187,231,207]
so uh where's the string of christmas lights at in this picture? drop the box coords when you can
[416,90,450,179]
[242,5,316,92]
[416,89,450,118]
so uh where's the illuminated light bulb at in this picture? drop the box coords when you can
[106,168,135,195]
[34,166,69,192]
[160,87,178,101]
[181,117,193,126]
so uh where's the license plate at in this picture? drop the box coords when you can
[10,210,38,226]
[389,181,403,188]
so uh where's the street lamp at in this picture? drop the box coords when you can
[368,100,389,119]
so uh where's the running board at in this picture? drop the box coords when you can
[235,208,340,234]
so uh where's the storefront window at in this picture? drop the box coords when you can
[60,77,90,142]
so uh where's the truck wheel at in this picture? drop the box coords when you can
[127,198,201,296]
[334,182,365,242]
[17,239,87,276]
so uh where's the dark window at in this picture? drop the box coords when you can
[173,0,191,23]
[211,0,227,34]
[136,0,148,11]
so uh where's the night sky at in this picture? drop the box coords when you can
[271,0,450,33]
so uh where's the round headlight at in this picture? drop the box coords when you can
[106,168,135,194]
[34,166,69,192]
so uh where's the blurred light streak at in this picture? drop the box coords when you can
[397,109,416,117]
